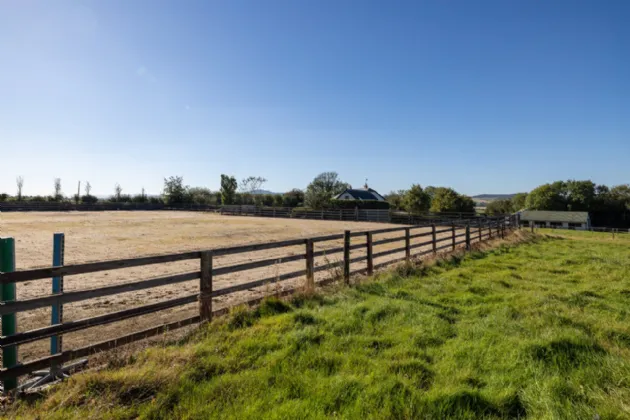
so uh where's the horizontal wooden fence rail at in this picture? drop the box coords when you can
[0,215,517,389]
[0,272,201,316]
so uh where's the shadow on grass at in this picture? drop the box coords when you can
[427,390,526,418]
[607,330,630,348]
[528,338,606,370]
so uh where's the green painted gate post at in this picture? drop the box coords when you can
[51,233,65,356]
[0,238,18,392]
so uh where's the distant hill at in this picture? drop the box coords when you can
[472,193,519,208]
[251,189,280,195]
[472,194,517,201]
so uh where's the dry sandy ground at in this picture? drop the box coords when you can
[1,211,469,363]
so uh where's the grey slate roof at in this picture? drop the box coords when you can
[335,189,384,201]
[520,211,589,223]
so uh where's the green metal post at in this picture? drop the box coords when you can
[0,238,18,392]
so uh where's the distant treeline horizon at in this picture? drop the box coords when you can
[3,175,629,226]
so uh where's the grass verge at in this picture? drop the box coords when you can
[5,230,630,419]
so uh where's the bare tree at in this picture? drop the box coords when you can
[114,183,123,201]
[75,181,81,204]
[16,176,24,201]
[240,176,267,193]
[85,181,92,196]
[54,178,62,201]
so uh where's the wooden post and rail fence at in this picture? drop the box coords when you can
[0,215,516,392]
[0,201,486,225]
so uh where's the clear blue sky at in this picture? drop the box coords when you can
[1,0,628,197]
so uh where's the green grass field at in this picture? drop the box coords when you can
[8,230,630,419]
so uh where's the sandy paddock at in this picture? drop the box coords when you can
[1,211,468,362]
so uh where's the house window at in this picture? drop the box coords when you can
[549,222,562,228]
[568,223,582,229]
[535,221,546,228]
[521,221,529,227]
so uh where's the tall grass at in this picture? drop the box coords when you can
[8,230,630,419]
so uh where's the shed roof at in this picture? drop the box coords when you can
[336,189,381,200]
[520,211,589,223]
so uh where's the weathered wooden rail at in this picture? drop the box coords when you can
[0,216,516,391]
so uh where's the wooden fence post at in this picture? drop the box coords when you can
[0,237,18,392]
[478,222,482,242]
[405,228,411,260]
[531,223,534,233]
[344,230,351,285]
[465,224,471,251]
[432,224,437,254]
[199,251,213,322]
[451,223,456,250]
[51,233,65,359]
[366,232,373,276]
[305,239,314,291]
[488,220,492,239]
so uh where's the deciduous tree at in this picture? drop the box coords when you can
[566,180,596,211]
[525,183,566,211]
[220,175,238,205]
[486,199,512,215]
[188,187,213,205]
[384,190,406,211]
[401,185,431,213]
[429,187,475,213]
[282,189,304,207]
[240,176,267,194]
[16,176,24,201]
[511,193,527,212]
[163,176,189,205]
[53,178,62,201]
[114,183,123,202]
[304,172,349,209]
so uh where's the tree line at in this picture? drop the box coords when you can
[384,185,476,214]
[0,172,477,213]
[485,180,630,227]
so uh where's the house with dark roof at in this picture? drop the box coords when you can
[334,183,386,202]
[519,211,590,229]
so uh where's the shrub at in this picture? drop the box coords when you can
[329,199,390,210]
[81,195,99,204]
[262,194,275,207]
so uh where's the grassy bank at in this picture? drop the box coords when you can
[7,230,630,419]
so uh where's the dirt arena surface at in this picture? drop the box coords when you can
[1,211,467,363]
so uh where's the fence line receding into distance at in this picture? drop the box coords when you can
[0,215,517,392]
